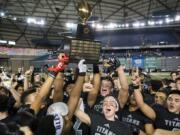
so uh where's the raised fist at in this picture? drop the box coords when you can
[48,62,66,73]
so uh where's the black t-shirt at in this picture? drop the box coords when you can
[88,110,136,135]
[153,104,180,131]
[71,93,91,135]
[117,106,152,131]
[143,93,155,106]
[0,116,13,124]
[93,95,104,113]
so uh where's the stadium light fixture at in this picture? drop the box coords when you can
[66,22,76,28]
[165,18,174,23]
[0,40,7,44]
[8,41,16,45]
[175,15,180,21]
[96,23,103,29]
[0,12,5,17]
[27,17,45,26]
[148,21,155,26]
[156,20,163,25]
[125,23,129,27]
[140,22,145,26]
[133,22,140,27]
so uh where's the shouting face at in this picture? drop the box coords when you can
[167,94,180,114]
[103,96,118,120]
[100,80,113,97]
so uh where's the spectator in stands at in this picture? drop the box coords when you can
[175,77,180,91]
[170,72,179,90]
[170,71,179,82]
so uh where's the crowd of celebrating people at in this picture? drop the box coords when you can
[0,53,179,135]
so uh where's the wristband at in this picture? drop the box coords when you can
[132,85,140,90]
[93,64,99,74]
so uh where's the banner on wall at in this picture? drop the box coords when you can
[0,47,48,56]
[132,56,144,68]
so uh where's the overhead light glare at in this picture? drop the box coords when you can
[0,40,7,44]
[0,12,5,17]
[8,41,16,45]
[66,22,76,28]
[133,22,140,27]
[148,21,155,25]
[27,17,45,25]
[175,15,180,21]
[96,24,103,29]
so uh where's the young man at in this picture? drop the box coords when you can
[175,77,180,91]
[88,65,129,113]
[117,93,154,135]
[134,88,180,134]
[32,54,87,135]
[75,95,138,135]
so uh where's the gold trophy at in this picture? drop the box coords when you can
[65,0,101,64]
[77,0,92,25]
[76,0,93,37]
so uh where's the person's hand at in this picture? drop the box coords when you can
[83,82,93,92]
[131,67,141,90]
[48,54,69,78]
[78,59,87,75]
[48,61,66,73]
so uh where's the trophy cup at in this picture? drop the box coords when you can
[62,0,101,63]
[76,0,94,40]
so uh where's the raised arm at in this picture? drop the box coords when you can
[74,99,91,125]
[53,72,64,102]
[66,60,86,120]
[24,69,32,91]
[30,75,54,114]
[87,64,101,107]
[117,66,129,108]
[31,53,69,114]
[133,85,156,120]
[75,109,91,125]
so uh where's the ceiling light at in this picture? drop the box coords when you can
[8,41,16,45]
[96,24,103,29]
[0,40,7,44]
[175,15,180,21]
[37,19,45,25]
[106,23,117,29]
[27,17,45,25]
[91,23,95,28]
[156,20,163,25]
[0,12,5,17]
[66,23,76,28]
[13,17,17,20]
[148,21,155,26]
[165,18,174,23]
[125,23,129,27]
[140,22,145,26]
[133,22,140,27]
[121,24,125,27]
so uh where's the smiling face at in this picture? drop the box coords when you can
[100,80,113,97]
[103,96,118,121]
[167,94,180,114]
